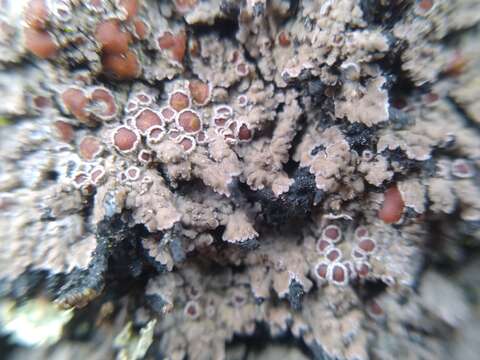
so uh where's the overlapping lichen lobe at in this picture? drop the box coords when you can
[169,91,190,111]
[331,263,346,283]
[95,19,132,55]
[61,87,90,122]
[90,166,106,185]
[102,50,140,80]
[172,33,187,63]
[188,38,200,58]
[178,135,195,152]
[31,94,52,112]
[157,32,175,49]
[79,136,102,161]
[135,109,162,133]
[188,80,210,105]
[177,110,201,133]
[24,27,58,59]
[119,0,139,20]
[157,30,187,64]
[113,126,139,152]
[237,123,253,141]
[53,120,75,143]
[278,31,291,47]
[378,185,405,224]
[174,0,198,13]
[418,0,434,11]
[25,0,49,30]
[443,51,469,77]
[133,18,149,40]
[90,87,117,119]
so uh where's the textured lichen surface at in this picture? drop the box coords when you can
[1,0,480,359]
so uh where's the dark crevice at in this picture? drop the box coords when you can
[0,335,15,359]
[228,323,315,360]
[284,112,308,175]
[0,270,62,302]
[286,279,304,310]
[156,163,178,191]
[340,122,377,154]
[45,170,59,181]
[380,148,426,174]
[190,17,239,39]
[219,0,242,19]
[354,278,389,302]
[375,36,419,113]
[241,166,317,225]
[54,214,153,308]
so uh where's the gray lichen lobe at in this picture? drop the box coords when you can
[1,0,480,359]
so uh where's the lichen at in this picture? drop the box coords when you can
[1,0,480,359]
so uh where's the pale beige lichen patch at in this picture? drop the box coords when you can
[127,214,444,360]
[190,35,246,88]
[342,30,389,62]
[272,258,313,299]
[240,136,294,195]
[177,197,221,231]
[0,187,95,279]
[190,148,241,197]
[34,214,95,274]
[182,0,222,25]
[428,0,480,38]
[239,81,280,128]
[450,76,480,124]
[1,0,480,358]
[93,177,128,223]
[247,266,271,300]
[393,10,447,85]
[142,8,187,80]
[370,223,424,287]
[377,130,433,161]
[454,179,480,221]
[427,178,456,214]
[401,42,445,86]
[268,91,301,159]
[43,185,84,218]
[222,209,258,244]
[398,178,426,214]
[296,126,352,191]
[420,271,470,328]
[335,76,389,127]
[66,234,97,272]
[239,90,300,196]
[358,155,393,187]
[243,233,314,300]
[149,139,185,164]
[0,70,31,117]
[142,236,174,272]
[125,170,181,232]
[303,292,365,360]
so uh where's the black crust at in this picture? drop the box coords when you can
[241,167,317,225]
